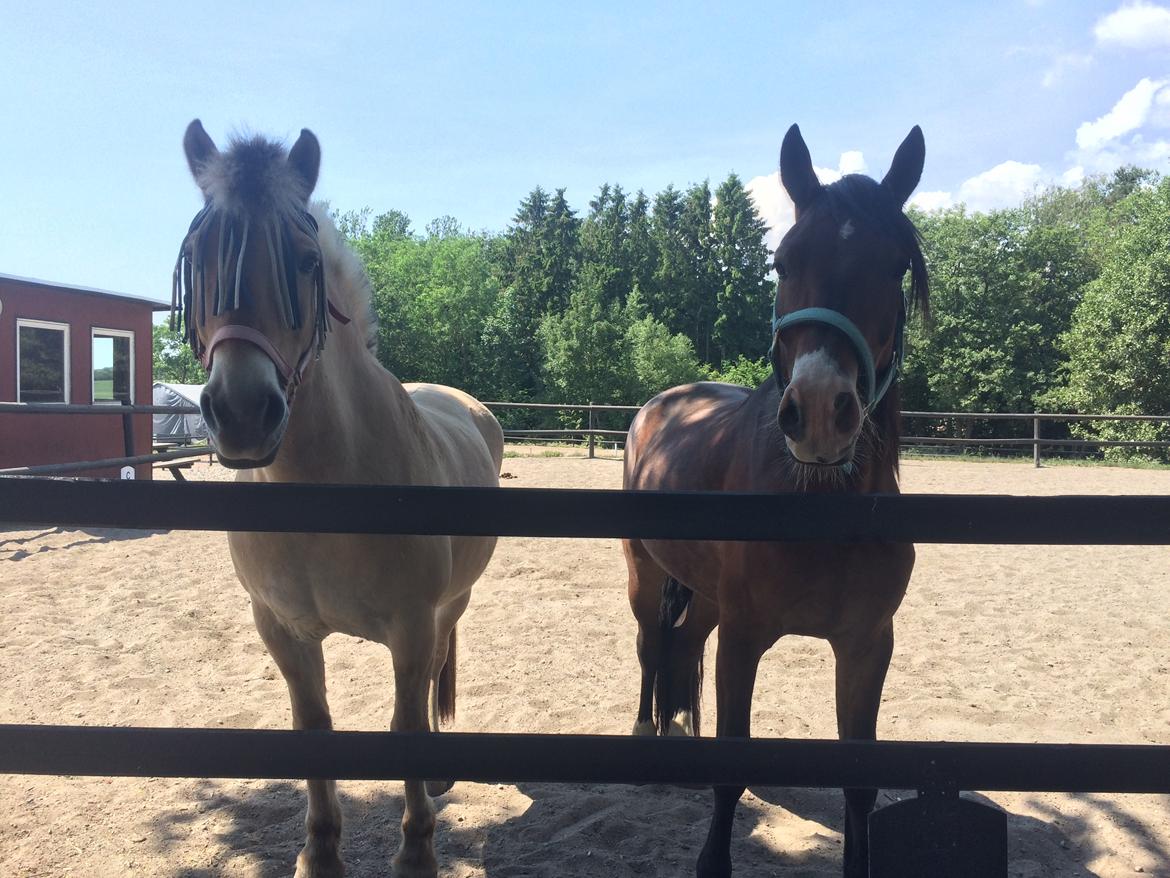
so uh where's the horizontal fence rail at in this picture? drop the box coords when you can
[4,726,1170,793]
[4,478,1170,877]
[4,479,1170,544]
[0,446,211,476]
[0,402,201,415]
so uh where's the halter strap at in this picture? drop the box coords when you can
[201,325,315,399]
[770,304,905,414]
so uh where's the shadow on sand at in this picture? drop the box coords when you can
[143,776,1170,876]
[0,525,164,561]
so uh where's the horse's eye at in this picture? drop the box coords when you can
[299,253,320,274]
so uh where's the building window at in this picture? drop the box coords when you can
[17,319,70,403]
[92,328,134,404]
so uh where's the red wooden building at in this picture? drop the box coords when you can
[0,273,169,478]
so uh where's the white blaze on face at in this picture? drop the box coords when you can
[791,347,847,391]
[840,219,855,240]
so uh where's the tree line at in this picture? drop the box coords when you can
[154,165,1170,457]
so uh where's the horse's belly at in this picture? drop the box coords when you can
[228,531,491,641]
[644,538,913,640]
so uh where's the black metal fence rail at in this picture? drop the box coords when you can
[4,726,1170,793]
[4,479,1170,544]
[4,480,1170,876]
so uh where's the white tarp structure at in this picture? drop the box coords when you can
[152,382,207,443]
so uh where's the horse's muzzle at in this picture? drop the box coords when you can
[200,343,290,468]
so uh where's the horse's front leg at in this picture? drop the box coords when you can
[696,622,764,878]
[831,621,895,878]
[389,613,440,878]
[252,602,344,878]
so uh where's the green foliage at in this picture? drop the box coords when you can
[1044,177,1170,458]
[903,204,1094,424]
[343,211,500,397]
[331,163,1170,461]
[152,322,203,384]
[711,174,774,364]
[710,355,772,388]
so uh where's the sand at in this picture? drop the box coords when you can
[3,453,1170,877]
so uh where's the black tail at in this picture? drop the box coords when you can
[654,576,703,736]
[437,628,456,724]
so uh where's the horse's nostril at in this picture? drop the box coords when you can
[778,396,803,441]
[260,391,287,436]
[200,390,220,432]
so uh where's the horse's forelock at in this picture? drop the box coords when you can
[818,175,930,316]
[195,135,310,218]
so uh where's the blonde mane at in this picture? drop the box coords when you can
[310,202,379,354]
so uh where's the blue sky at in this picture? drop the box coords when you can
[1,0,1168,303]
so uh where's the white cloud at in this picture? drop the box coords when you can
[956,161,1046,212]
[839,150,867,175]
[1041,52,1094,88]
[745,151,869,251]
[910,190,954,212]
[1076,77,1168,149]
[745,171,794,254]
[1095,1,1170,50]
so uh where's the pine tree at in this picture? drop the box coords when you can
[711,173,773,364]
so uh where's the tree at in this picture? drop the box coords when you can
[153,322,202,384]
[678,181,721,364]
[1045,178,1170,457]
[711,173,773,365]
[902,206,1092,426]
[538,263,631,407]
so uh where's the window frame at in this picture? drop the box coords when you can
[16,318,71,404]
[90,326,135,405]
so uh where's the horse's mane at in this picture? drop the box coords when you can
[175,134,378,356]
[817,174,930,318]
[310,202,379,354]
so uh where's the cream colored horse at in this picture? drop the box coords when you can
[174,120,503,878]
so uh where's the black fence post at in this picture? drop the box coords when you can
[120,399,135,478]
[870,779,1007,877]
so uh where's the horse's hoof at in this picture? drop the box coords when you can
[696,852,732,878]
[667,712,694,737]
[391,845,439,878]
[632,719,657,736]
[425,778,455,797]
[294,849,345,878]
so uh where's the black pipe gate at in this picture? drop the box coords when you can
[4,478,1170,876]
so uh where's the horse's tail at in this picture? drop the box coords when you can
[654,576,703,737]
[437,627,457,724]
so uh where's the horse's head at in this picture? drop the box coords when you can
[770,124,928,469]
[173,120,331,469]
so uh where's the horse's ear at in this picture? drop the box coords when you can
[183,119,218,182]
[780,124,821,213]
[882,126,925,206]
[288,129,321,197]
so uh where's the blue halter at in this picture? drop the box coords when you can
[770,304,905,416]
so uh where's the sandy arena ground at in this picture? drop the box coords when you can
[3,453,1170,877]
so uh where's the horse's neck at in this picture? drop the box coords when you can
[256,337,431,484]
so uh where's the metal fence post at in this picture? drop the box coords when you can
[1034,411,1041,468]
[587,404,596,459]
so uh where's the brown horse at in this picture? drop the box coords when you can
[624,124,928,878]
[174,122,503,878]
